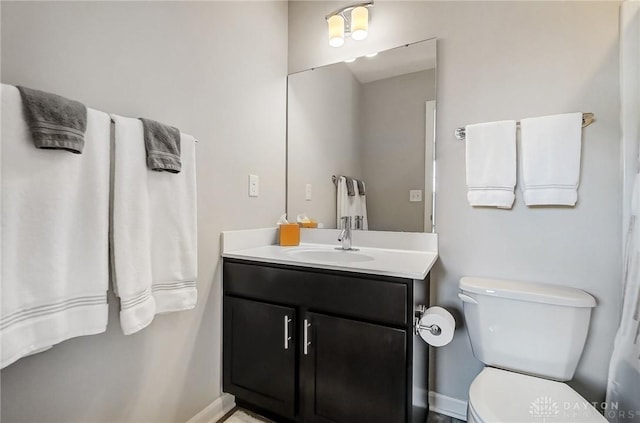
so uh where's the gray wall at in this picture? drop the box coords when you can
[360,69,436,232]
[290,0,622,404]
[287,63,362,228]
[1,2,287,422]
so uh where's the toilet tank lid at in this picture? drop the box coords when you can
[460,277,596,307]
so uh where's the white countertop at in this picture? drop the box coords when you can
[221,228,438,280]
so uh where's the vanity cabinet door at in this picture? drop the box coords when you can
[223,296,297,417]
[301,312,407,423]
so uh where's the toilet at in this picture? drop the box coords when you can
[459,277,607,423]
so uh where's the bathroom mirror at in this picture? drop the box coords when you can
[287,38,437,232]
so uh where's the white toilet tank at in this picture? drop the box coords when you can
[459,277,596,381]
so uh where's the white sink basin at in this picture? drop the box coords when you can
[286,248,375,263]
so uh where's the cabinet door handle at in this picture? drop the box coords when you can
[284,316,292,350]
[303,319,311,355]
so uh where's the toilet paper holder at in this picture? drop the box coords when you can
[414,304,442,336]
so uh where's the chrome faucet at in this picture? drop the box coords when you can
[337,216,355,250]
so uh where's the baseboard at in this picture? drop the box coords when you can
[186,393,236,423]
[428,391,468,421]
[187,391,465,422]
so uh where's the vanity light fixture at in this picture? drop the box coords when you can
[326,1,373,48]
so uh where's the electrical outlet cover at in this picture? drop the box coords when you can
[409,190,422,202]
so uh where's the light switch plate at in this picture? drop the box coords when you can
[249,174,259,197]
[305,184,312,201]
[409,190,422,202]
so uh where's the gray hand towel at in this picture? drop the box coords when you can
[356,179,366,196]
[139,118,181,173]
[17,86,87,154]
[344,176,356,196]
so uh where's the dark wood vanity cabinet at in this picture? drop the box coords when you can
[222,258,428,423]
[223,296,297,416]
[301,313,407,423]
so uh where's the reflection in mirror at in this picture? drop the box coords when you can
[287,38,437,233]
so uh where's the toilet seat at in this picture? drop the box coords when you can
[468,367,606,423]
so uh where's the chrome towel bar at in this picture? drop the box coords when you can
[454,112,594,141]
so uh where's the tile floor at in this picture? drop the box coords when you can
[427,410,465,423]
[218,409,272,423]
[219,407,465,423]
[219,409,272,423]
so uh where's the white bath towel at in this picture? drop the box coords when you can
[110,114,155,334]
[1,84,110,368]
[111,115,197,335]
[465,120,517,209]
[336,176,350,228]
[520,113,583,206]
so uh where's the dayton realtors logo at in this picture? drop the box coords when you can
[530,397,634,420]
[530,396,560,422]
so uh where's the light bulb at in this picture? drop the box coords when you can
[351,6,368,41]
[327,14,345,47]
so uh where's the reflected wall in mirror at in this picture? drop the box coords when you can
[287,38,437,233]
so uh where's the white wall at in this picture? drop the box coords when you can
[289,0,622,404]
[1,2,287,422]
[360,69,436,232]
[287,63,362,228]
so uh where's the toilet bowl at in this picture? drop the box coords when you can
[467,368,604,423]
[459,277,607,423]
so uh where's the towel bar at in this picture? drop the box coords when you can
[109,117,199,142]
[454,112,594,141]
